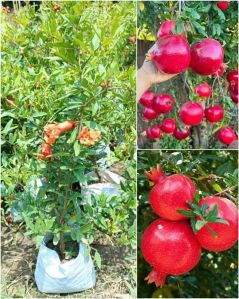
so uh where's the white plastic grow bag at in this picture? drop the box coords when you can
[81,183,121,205]
[35,235,96,294]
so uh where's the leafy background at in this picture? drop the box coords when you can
[137,150,238,298]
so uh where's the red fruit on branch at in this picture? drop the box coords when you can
[217,1,230,10]
[146,127,155,140]
[195,82,212,98]
[149,35,190,74]
[153,94,174,113]
[212,62,226,77]
[141,219,201,287]
[204,105,224,123]
[217,127,237,145]
[179,101,204,126]
[195,197,238,252]
[190,38,224,75]
[160,118,176,134]
[151,125,163,138]
[173,127,190,140]
[139,90,154,107]
[157,20,185,39]
[230,91,238,104]
[145,164,165,183]
[129,36,136,43]
[143,107,159,120]
[226,70,238,83]
[148,165,196,220]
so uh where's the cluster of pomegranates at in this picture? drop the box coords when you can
[141,164,238,287]
[141,18,238,145]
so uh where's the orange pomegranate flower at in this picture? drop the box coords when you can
[38,143,54,161]
[77,126,101,146]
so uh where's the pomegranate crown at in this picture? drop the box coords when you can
[145,269,167,288]
[145,164,165,183]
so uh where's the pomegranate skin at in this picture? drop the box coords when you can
[151,125,163,139]
[149,174,196,220]
[195,82,212,98]
[179,101,204,126]
[231,91,238,103]
[217,127,237,144]
[153,94,174,113]
[157,20,185,39]
[217,1,230,10]
[161,118,176,134]
[190,38,224,75]
[151,35,191,74]
[141,219,201,277]
[146,127,155,139]
[212,62,226,77]
[195,197,238,252]
[143,107,159,120]
[139,90,154,107]
[173,127,190,140]
[204,105,224,123]
[226,70,238,83]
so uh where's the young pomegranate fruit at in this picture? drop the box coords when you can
[230,91,238,103]
[143,107,159,120]
[129,36,136,43]
[141,219,201,287]
[179,101,204,126]
[157,20,185,39]
[173,126,190,140]
[195,197,238,252]
[190,38,224,75]
[227,70,238,92]
[146,127,155,140]
[212,62,226,77]
[151,125,163,139]
[149,35,190,74]
[139,90,154,107]
[153,94,174,113]
[146,164,196,220]
[204,105,224,123]
[217,1,230,10]
[217,127,237,144]
[160,118,176,134]
[195,82,212,98]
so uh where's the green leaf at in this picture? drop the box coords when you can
[201,203,208,214]
[74,141,81,156]
[195,220,207,231]
[205,204,218,221]
[190,217,197,234]
[212,183,222,193]
[214,218,229,225]
[177,209,195,217]
[53,233,60,245]
[92,34,100,51]
[94,251,102,268]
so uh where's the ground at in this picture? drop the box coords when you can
[1,225,134,298]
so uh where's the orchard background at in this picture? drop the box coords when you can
[137,1,238,149]
[137,150,238,298]
[1,1,136,297]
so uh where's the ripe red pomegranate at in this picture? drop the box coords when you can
[151,125,163,138]
[146,165,196,220]
[190,38,224,75]
[149,35,190,74]
[157,20,185,39]
[146,127,155,140]
[153,94,174,113]
[217,1,230,10]
[179,101,204,126]
[195,197,238,252]
[195,82,212,98]
[231,91,238,103]
[160,118,176,134]
[204,105,224,123]
[217,127,237,144]
[173,127,190,140]
[212,62,226,77]
[143,107,159,120]
[141,219,201,286]
[226,70,238,83]
[228,82,238,92]
[139,90,154,107]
